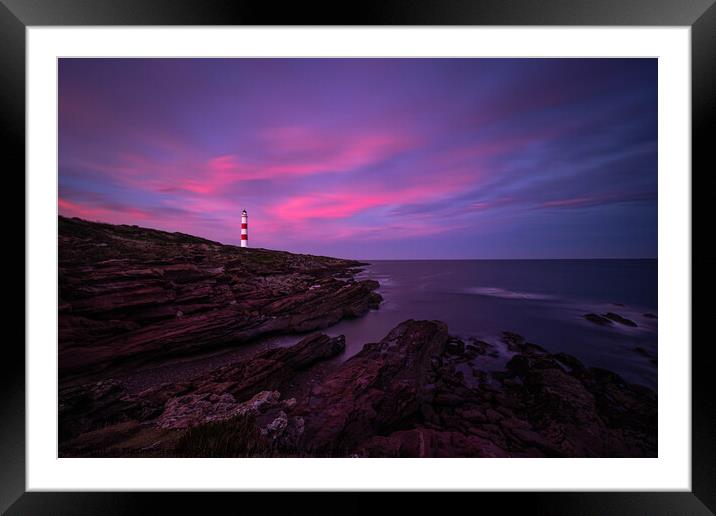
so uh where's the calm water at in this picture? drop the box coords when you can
[325,259,657,389]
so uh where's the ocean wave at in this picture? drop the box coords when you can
[359,274,393,287]
[465,287,556,300]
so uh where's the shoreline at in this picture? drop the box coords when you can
[58,217,656,458]
[59,320,656,458]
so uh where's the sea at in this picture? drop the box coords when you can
[120,259,658,394]
[325,259,657,390]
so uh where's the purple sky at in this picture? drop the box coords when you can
[58,58,657,259]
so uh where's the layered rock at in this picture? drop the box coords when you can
[58,216,380,380]
[295,320,448,454]
[189,332,346,402]
[59,320,657,458]
[344,328,657,458]
[59,332,346,446]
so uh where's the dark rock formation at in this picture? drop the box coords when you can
[584,313,613,326]
[295,320,448,454]
[584,312,638,328]
[58,216,381,381]
[59,332,346,446]
[604,312,638,327]
[189,333,345,402]
[59,379,144,443]
[290,323,657,458]
[59,320,657,458]
[358,428,509,458]
[445,337,465,355]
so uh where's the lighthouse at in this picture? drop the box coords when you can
[240,209,248,248]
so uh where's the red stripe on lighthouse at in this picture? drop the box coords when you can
[241,234,248,240]
[241,223,247,229]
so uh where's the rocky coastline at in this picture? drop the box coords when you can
[59,216,381,384]
[58,217,656,458]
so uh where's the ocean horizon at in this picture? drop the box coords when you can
[356,257,656,261]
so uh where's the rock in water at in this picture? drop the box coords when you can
[603,312,638,327]
[584,312,637,328]
[291,320,656,458]
[584,313,613,326]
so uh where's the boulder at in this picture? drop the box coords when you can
[445,337,465,355]
[584,313,613,326]
[604,312,638,327]
[295,320,448,453]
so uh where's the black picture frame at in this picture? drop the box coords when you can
[3,0,714,513]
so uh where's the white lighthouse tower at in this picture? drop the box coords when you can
[240,209,248,248]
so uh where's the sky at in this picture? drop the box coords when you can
[58,58,657,259]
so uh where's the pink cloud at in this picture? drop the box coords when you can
[68,127,418,198]
[58,197,150,222]
[270,166,479,224]
[204,130,417,182]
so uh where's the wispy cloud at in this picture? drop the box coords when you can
[58,58,658,258]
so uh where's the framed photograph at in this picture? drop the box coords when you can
[5,0,714,513]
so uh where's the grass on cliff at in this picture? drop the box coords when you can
[59,215,358,270]
[174,413,350,458]
[176,413,274,457]
[174,413,318,458]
